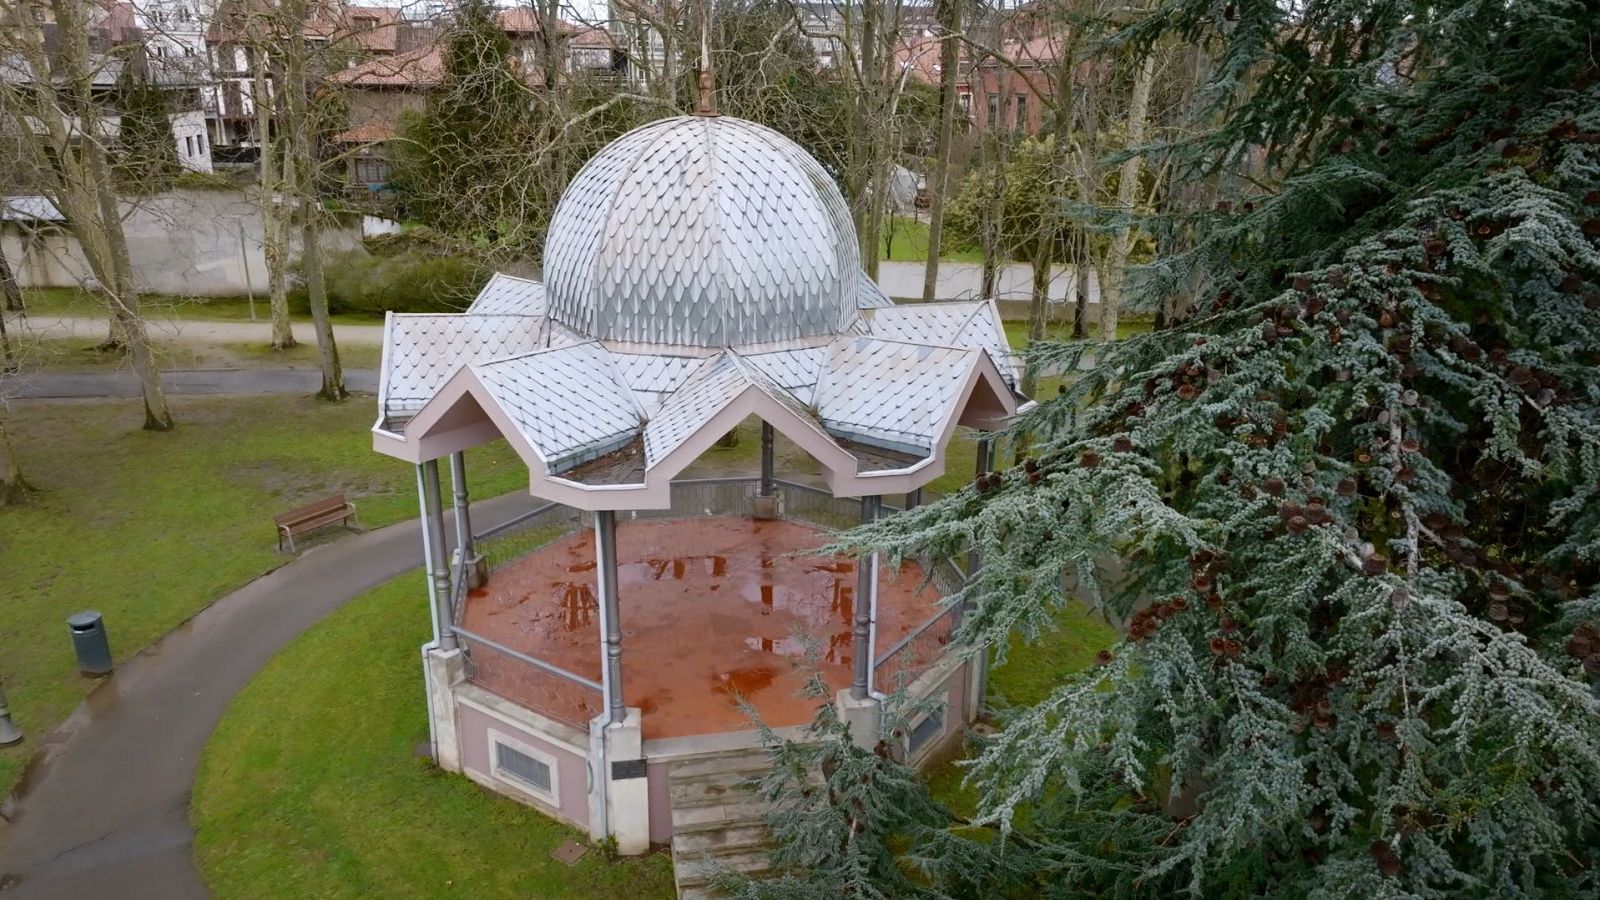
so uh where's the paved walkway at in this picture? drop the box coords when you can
[13,315,386,347]
[4,368,380,400]
[0,492,540,899]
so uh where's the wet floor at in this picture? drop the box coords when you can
[462,517,942,739]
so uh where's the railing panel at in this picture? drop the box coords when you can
[455,629,602,732]
[874,603,962,694]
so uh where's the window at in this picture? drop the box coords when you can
[907,703,946,756]
[489,730,560,805]
[352,157,391,186]
[1014,93,1029,131]
[185,135,194,157]
[958,92,971,120]
[986,92,1000,125]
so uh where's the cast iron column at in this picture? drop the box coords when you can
[759,422,775,496]
[905,488,922,509]
[420,459,457,650]
[449,451,474,578]
[595,509,625,725]
[850,495,882,700]
[969,436,993,710]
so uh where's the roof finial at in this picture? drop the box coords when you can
[696,0,718,116]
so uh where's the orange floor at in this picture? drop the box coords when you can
[462,516,944,739]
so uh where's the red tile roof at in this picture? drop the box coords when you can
[334,122,397,143]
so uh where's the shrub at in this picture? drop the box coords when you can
[294,249,492,315]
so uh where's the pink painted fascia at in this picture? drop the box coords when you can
[457,704,591,832]
[373,346,1024,510]
[645,761,674,844]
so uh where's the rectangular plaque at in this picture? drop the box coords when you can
[611,758,648,780]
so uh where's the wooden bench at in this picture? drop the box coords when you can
[274,494,359,552]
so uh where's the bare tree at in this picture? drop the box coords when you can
[250,35,296,349]
[0,0,174,430]
[919,0,960,300]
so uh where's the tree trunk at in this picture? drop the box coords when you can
[302,210,344,401]
[1100,51,1156,343]
[0,238,22,311]
[920,0,960,301]
[979,137,1006,299]
[0,417,30,507]
[1020,237,1052,396]
[25,0,172,429]
[0,293,14,371]
[1072,232,1090,339]
[255,57,295,350]
[281,4,343,401]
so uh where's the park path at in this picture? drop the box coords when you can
[4,368,379,400]
[13,315,386,347]
[0,492,540,899]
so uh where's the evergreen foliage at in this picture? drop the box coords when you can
[946,136,1082,263]
[113,64,180,189]
[753,0,1600,894]
[389,0,540,251]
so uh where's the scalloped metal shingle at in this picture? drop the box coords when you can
[543,116,862,347]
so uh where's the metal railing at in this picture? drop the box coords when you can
[453,625,603,732]
[874,603,962,694]
[453,475,969,722]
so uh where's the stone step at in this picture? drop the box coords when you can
[671,822,771,856]
[669,770,764,808]
[674,848,776,893]
[670,798,771,832]
[665,749,776,780]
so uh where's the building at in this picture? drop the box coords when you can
[329,10,618,192]
[369,113,1026,892]
[0,2,213,174]
[204,0,415,151]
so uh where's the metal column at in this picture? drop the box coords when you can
[849,495,882,700]
[420,459,456,650]
[905,488,922,509]
[595,510,625,725]
[759,422,775,496]
[969,437,993,712]
[449,451,474,578]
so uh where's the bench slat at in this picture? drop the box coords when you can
[278,507,355,535]
[274,494,350,528]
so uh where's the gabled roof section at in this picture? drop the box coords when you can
[467,273,547,316]
[865,300,1020,388]
[472,343,644,474]
[380,313,546,424]
[643,354,749,466]
[611,351,706,414]
[813,336,979,456]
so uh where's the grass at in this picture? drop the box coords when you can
[924,602,1119,818]
[191,574,676,900]
[0,395,525,797]
[16,287,380,326]
[879,217,987,264]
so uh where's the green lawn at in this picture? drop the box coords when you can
[16,287,380,327]
[879,216,986,264]
[925,602,1119,817]
[1002,317,1153,347]
[220,340,383,370]
[0,396,524,796]
[192,574,676,900]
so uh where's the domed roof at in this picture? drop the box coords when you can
[542,115,862,348]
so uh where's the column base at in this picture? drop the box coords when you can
[453,549,490,590]
[835,689,881,751]
[423,645,466,773]
[752,493,780,520]
[603,707,650,856]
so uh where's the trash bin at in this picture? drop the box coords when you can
[68,611,113,676]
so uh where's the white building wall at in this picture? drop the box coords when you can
[170,109,213,173]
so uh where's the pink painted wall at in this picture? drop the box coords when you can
[945,660,970,727]
[458,703,591,832]
[646,761,674,844]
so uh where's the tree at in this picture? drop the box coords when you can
[0,0,174,430]
[112,59,180,190]
[759,0,1600,892]
[918,0,962,300]
[391,0,541,254]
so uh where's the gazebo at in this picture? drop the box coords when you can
[371,113,1028,877]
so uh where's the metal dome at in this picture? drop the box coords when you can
[542,115,862,348]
